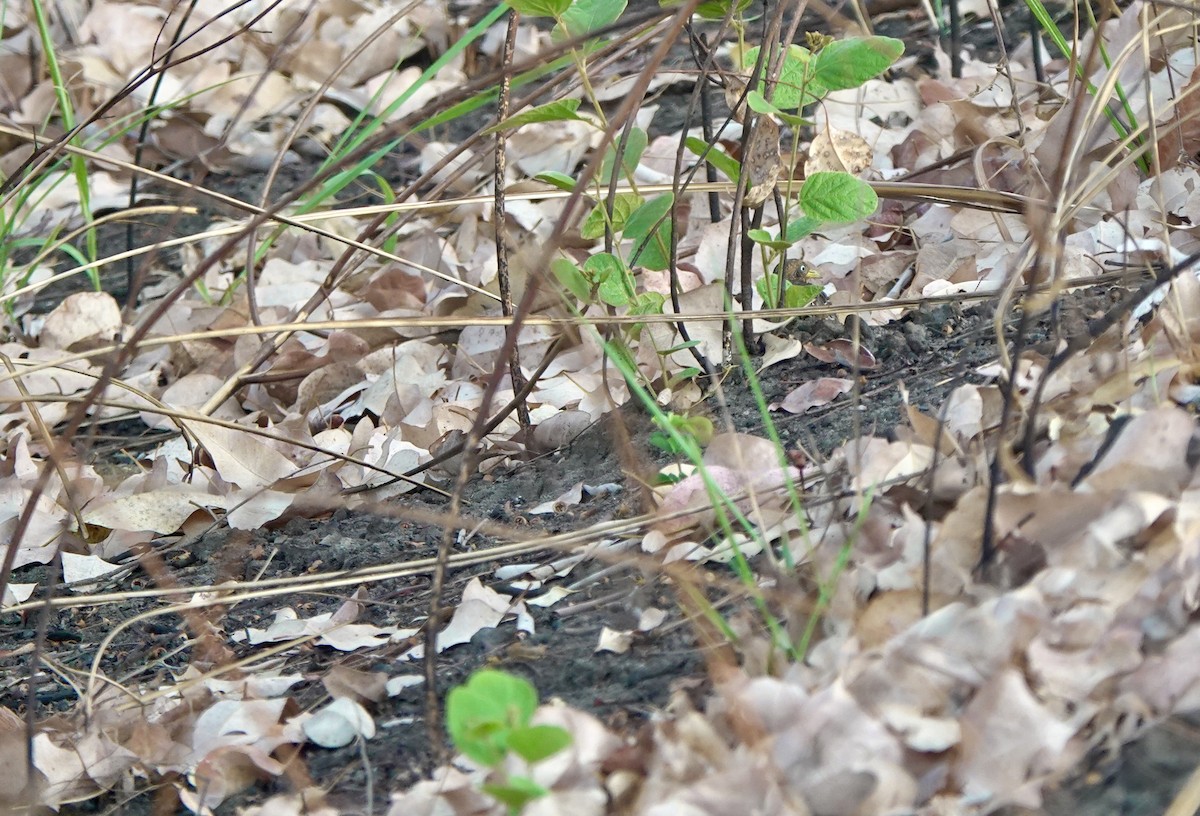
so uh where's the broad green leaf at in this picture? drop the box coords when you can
[680,415,714,444]
[507,725,573,763]
[597,279,629,307]
[669,366,703,385]
[695,0,752,19]
[446,670,538,767]
[812,37,904,92]
[800,171,878,223]
[748,214,820,250]
[633,220,671,270]
[580,192,642,240]
[624,193,673,270]
[630,291,665,315]
[623,194,673,241]
[748,228,791,251]
[552,257,591,301]
[684,136,740,181]
[601,127,648,183]
[745,90,809,126]
[649,430,682,454]
[482,777,548,812]
[486,99,582,134]
[745,89,779,116]
[585,252,631,306]
[742,44,825,110]
[507,0,571,16]
[535,170,578,192]
[554,0,627,39]
[785,283,823,308]
[663,339,701,354]
[783,214,822,242]
[756,274,781,306]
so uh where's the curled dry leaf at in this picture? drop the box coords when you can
[758,334,805,372]
[532,409,593,452]
[182,421,296,490]
[805,337,878,369]
[385,767,500,816]
[742,115,783,209]
[38,291,122,352]
[233,602,399,652]
[530,481,585,514]
[82,488,208,535]
[60,552,122,592]
[323,664,389,705]
[777,377,854,413]
[301,698,376,749]
[652,433,801,544]
[0,707,31,807]
[597,627,633,654]
[398,578,530,659]
[237,788,339,816]
[807,126,873,175]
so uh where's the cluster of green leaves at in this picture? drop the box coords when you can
[507,0,627,43]
[551,129,672,314]
[675,34,902,308]
[446,669,572,814]
[747,35,903,307]
[649,412,715,462]
[742,36,904,121]
[754,258,822,310]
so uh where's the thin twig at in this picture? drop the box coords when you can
[496,9,530,431]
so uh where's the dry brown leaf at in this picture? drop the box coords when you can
[758,334,805,372]
[777,377,854,413]
[955,669,1076,808]
[1081,407,1196,494]
[82,487,228,534]
[805,338,877,369]
[38,292,122,352]
[0,707,34,808]
[1155,62,1200,172]
[807,126,873,175]
[183,421,296,490]
[743,115,782,209]
[323,665,389,704]
[531,409,593,452]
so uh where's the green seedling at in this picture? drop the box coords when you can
[755,259,823,311]
[649,412,714,457]
[446,669,572,815]
[712,35,901,313]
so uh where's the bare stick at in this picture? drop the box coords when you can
[495,10,531,431]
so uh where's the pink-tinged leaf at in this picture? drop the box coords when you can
[778,377,854,413]
[806,338,878,369]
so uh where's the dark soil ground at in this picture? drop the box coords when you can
[8,282,1200,815]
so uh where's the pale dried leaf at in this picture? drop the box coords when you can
[777,377,853,413]
[807,126,873,175]
[39,292,122,351]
